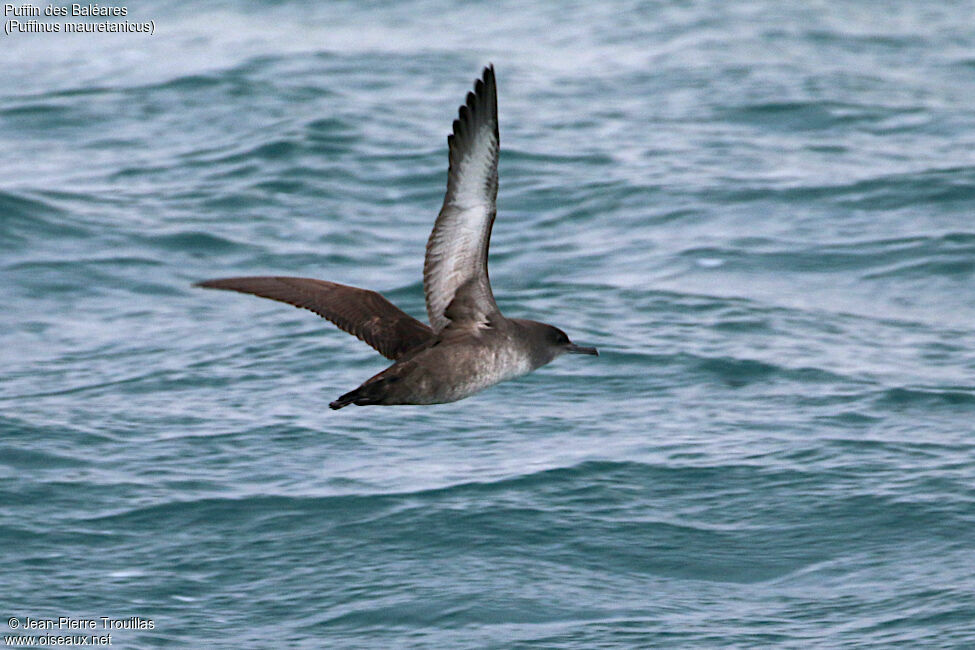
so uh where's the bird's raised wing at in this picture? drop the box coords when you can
[195,276,433,360]
[423,65,501,332]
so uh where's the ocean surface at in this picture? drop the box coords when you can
[3,1,975,647]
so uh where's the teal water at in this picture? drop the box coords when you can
[3,1,975,647]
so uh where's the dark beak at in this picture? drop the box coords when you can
[565,343,598,356]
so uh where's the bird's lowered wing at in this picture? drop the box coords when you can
[195,276,434,360]
[423,65,501,332]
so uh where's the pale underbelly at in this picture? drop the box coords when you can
[409,344,534,404]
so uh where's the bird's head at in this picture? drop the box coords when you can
[520,320,598,367]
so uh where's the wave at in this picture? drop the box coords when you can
[679,231,975,279]
[0,189,88,247]
[873,386,975,408]
[704,165,975,212]
[15,454,952,598]
[720,99,892,131]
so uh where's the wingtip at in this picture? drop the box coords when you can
[482,64,496,89]
[194,278,234,289]
[471,64,494,90]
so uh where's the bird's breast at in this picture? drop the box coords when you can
[411,336,535,403]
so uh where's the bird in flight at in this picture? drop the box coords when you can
[196,65,597,409]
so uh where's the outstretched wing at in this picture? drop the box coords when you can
[195,276,434,360]
[423,64,501,332]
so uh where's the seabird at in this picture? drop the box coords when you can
[196,65,597,409]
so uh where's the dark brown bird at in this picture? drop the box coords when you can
[196,65,597,409]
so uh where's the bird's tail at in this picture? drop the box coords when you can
[329,390,359,410]
[329,372,404,410]
[329,385,384,410]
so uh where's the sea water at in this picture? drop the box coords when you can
[3,1,975,647]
